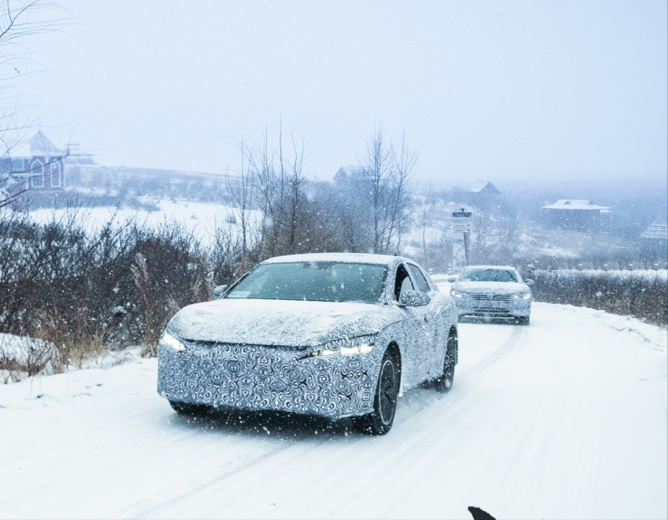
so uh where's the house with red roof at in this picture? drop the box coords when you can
[1,131,67,192]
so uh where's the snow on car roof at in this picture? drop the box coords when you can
[262,252,406,266]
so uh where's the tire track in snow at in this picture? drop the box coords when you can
[458,324,526,378]
[125,325,526,518]
[392,323,527,429]
[124,439,295,519]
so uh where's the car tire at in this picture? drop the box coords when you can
[435,334,456,393]
[353,351,399,435]
[518,315,530,326]
[169,400,210,416]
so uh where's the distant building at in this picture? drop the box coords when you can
[64,142,95,166]
[641,216,668,240]
[467,180,501,208]
[542,199,611,230]
[640,216,668,256]
[333,166,365,187]
[1,131,68,192]
[469,180,500,197]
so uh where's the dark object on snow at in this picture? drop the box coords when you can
[468,505,496,520]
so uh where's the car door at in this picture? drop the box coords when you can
[406,263,442,380]
[395,263,431,386]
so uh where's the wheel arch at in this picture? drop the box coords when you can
[383,341,403,389]
[384,341,402,369]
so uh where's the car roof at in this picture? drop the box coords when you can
[262,252,410,267]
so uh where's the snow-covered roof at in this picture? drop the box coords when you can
[542,199,611,211]
[263,252,406,266]
[469,181,500,193]
[11,131,64,158]
[641,216,668,240]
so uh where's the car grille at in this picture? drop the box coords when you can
[471,294,511,302]
[469,294,512,314]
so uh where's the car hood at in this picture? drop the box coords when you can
[166,298,403,349]
[453,281,530,294]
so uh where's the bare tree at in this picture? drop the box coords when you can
[224,138,260,257]
[354,126,416,254]
[1,0,67,208]
[383,130,416,252]
[242,123,318,258]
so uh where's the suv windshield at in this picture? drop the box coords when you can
[225,261,387,303]
[460,268,518,283]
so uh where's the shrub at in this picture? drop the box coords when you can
[531,270,667,326]
[0,209,216,375]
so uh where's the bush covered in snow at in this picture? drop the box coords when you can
[531,270,667,326]
[0,209,217,375]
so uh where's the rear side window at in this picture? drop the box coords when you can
[407,264,431,293]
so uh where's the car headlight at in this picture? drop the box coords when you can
[513,292,532,300]
[450,289,465,298]
[303,338,375,358]
[160,332,186,352]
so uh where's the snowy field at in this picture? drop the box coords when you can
[0,295,666,519]
[27,200,260,246]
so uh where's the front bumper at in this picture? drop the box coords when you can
[454,294,531,318]
[157,341,380,420]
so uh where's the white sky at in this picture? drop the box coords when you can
[9,0,668,188]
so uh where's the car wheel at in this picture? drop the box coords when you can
[353,351,399,435]
[518,315,530,326]
[169,400,210,416]
[435,334,456,392]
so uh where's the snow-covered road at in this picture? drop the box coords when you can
[1,302,666,520]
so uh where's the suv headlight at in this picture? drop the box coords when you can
[450,289,465,298]
[513,292,532,300]
[160,332,186,352]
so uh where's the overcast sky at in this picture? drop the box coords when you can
[10,0,668,188]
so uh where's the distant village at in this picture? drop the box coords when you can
[2,131,666,256]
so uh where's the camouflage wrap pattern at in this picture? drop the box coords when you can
[158,338,386,419]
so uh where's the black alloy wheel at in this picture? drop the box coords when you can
[353,351,399,435]
[435,334,456,393]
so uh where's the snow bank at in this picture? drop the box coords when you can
[0,334,56,382]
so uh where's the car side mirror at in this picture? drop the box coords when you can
[446,275,457,283]
[399,290,430,307]
[212,284,229,299]
[525,279,534,287]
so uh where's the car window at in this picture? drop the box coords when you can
[460,268,518,282]
[407,263,431,293]
[394,264,415,300]
[226,261,387,303]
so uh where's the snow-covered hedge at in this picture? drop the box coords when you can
[531,270,667,326]
[0,210,218,371]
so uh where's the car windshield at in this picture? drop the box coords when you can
[225,261,387,303]
[459,268,518,283]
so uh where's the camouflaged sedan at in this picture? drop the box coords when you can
[158,253,458,435]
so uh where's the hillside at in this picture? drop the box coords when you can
[10,165,667,271]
